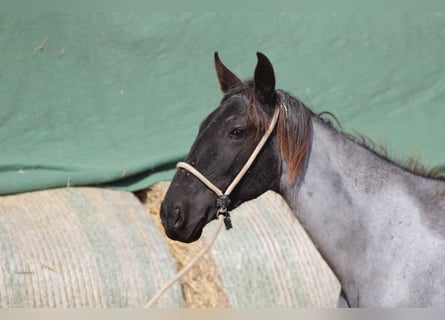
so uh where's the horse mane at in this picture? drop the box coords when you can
[238,81,445,182]
[246,86,314,183]
[317,107,445,181]
[275,90,313,182]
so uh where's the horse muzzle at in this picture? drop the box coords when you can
[160,200,209,243]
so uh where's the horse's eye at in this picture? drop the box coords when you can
[229,127,246,139]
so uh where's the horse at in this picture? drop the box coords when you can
[160,52,445,307]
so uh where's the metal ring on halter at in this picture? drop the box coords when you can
[216,195,232,229]
[216,195,231,216]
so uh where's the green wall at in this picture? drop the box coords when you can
[0,13,444,194]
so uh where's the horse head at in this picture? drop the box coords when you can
[160,52,311,242]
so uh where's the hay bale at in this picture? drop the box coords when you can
[141,183,229,308]
[203,191,340,307]
[143,182,340,308]
[0,187,183,307]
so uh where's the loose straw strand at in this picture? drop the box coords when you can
[144,214,225,308]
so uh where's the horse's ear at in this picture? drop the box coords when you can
[254,52,276,109]
[214,52,242,95]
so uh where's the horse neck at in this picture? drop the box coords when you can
[278,117,445,305]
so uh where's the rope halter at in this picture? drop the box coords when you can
[176,106,280,230]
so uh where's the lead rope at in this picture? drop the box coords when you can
[144,106,280,308]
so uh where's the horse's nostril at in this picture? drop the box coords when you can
[173,207,183,228]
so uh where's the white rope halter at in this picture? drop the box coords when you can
[176,106,280,229]
[145,106,280,308]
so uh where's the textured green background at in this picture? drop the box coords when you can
[0,13,444,195]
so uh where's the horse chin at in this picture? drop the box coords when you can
[187,219,207,242]
[180,207,216,243]
[178,229,203,243]
[165,227,201,243]
[166,216,207,243]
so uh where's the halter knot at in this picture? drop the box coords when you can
[216,194,231,213]
[216,195,232,229]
